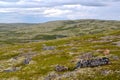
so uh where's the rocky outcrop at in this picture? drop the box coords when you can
[75,57,109,69]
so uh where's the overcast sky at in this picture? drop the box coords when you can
[0,0,120,23]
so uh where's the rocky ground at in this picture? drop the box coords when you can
[0,30,120,80]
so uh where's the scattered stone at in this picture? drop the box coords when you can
[23,57,31,64]
[75,57,109,69]
[73,52,94,64]
[3,67,21,72]
[29,60,37,64]
[3,67,16,72]
[44,71,59,80]
[45,68,95,80]
[79,52,93,59]
[7,58,17,63]
[100,36,118,41]
[43,44,56,50]
[112,56,119,60]
[92,40,111,43]
[68,52,75,55]
[55,64,68,72]
[101,70,112,76]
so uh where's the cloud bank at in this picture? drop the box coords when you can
[0,0,120,23]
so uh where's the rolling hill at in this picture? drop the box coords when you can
[0,19,120,80]
[0,19,120,44]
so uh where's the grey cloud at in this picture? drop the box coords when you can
[80,2,107,7]
[0,0,115,8]
[0,0,18,2]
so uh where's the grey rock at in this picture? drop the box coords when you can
[112,56,119,60]
[44,72,58,80]
[75,57,109,69]
[101,36,116,40]
[23,57,31,64]
[55,65,68,72]
[3,67,21,72]
[101,70,111,76]
[80,52,93,59]
[42,44,56,50]
[43,46,55,50]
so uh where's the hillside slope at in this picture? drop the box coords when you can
[0,29,120,80]
[0,19,120,44]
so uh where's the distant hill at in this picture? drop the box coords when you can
[0,19,120,44]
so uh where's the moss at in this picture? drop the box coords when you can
[0,29,119,79]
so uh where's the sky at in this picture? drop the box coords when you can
[0,0,120,23]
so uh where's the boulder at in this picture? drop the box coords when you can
[23,57,31,64]
[55,65,68,72]
[75,57,109,69]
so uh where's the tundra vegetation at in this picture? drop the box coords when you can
[0,19,120,80]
